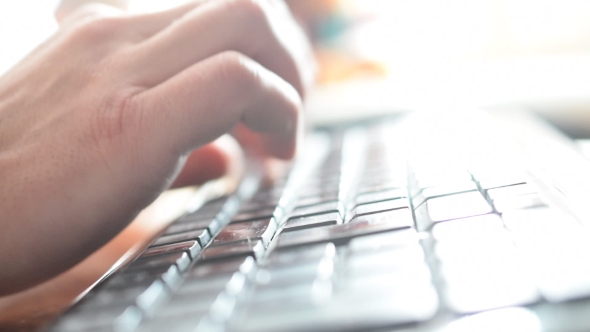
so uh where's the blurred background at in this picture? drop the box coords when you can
[2,0,590,133]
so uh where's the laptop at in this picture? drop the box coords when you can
[44,104,590,332]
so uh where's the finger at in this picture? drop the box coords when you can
[56,1,206,38]
[170,135,244,188]
[128,0,311,97]
[55,0,129,24]
[132,51,301,162]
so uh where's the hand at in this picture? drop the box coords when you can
[0,0,314,295]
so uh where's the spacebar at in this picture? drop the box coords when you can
[278,209,414,248]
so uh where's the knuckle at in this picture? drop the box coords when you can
[228,0,267,19]
[90,90,141,145]
[216,52,261,90]
[73,16,125,41]
[226,0,270,31]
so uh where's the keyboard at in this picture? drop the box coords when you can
[50,115,590,332]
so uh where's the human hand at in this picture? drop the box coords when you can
[0,0,314,295]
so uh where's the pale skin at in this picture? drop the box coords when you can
[0,0,315,295]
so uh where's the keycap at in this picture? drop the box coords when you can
[344,246,426,276]
[125,252,191,274]
[278,209,414,248]
[414,192,492,230]
[103,265,181,290]
[52,303,133,331]
[486,183,537,200]
[295,194,340,210]
[348,229,419,252]
[151,228,211,248]
[137,312,209,332]
[478,177,527,191]
[213,218,277,247]
[431,214,506,242]
[164,219,221,237]
[442,263,541,313]
[283,212,342,232]
[135,280,169,313]
[228,283,438,332]
[265,243,336,267]
[186,256,256,279]
[502,208,590,302]
[231,207,276,223]
[413,169,472,189]
[493,193,546,212]
[201,240,265,261]
[350,198,409,219]
[355,188,407,206]
[413,181,478,208]
[142,241,201,260]
[290,200,343,219]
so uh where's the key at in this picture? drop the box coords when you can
[355,188,407,206]
[278,209,414,248]
[414,191,492,231]
[487,183,537,200]
[103,265,181,290]
[493,193,546,212]
[266,243,336,267]
[350,198,409,219]
[231,208,276,223]
[125,252,191,274]
[141,241,201,260]
[201,240,265,261]
[213,218,277,247]
[283,212,342,232]
[295,194,340,210]
[186,257,255,279]
[164,219,221,237]
[413,181,478,208]
[348,229,419,252]
[51,303,134,331]
[151,228,211,248]
[289,200,344,221]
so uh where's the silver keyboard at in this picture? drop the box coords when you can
[51,116,590,332]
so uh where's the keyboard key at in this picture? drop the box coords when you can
[487,183,536,199]
[151,228,211,248]
[478,177,527,191]
[213,218,277,247]
[283,212,342,232]
[265,243,336,267]
[229,282,438,332]
[135,280,169,313]
[164,219,221,237]
[278,209,414,248]
[201,240,265,261]
[348,229,420,252]
[142,241,201,260]
[186,257,256,279]
[355,188,407,206]
[350,198,409,219]
[103,265,181,290]
[413,181,478,208]
[290,200,344,219]
[493,193,547,212]
[230,207,276,224]
[137,312,209,332]
[126,252,191,274]
[414,192,492,230]
[52,303,134,331]
[295,193,340,210]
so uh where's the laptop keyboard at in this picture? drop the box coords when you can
[51,117,590,332]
